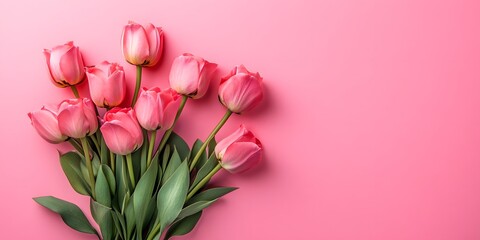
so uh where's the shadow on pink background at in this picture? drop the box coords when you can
[1,0,480,239]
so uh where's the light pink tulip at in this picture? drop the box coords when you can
[101,108,144,155]
[28,105,68,144]
[169,53,217,99]
[43,41,85,87]
[57,98,98,138]
[218,65,263,113]
[86,61,126,108]
[215,125,262,173]
[134,87,181,131]
[121,21,164,67]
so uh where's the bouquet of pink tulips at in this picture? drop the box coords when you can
[29,21,264,240]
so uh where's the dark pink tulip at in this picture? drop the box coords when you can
[101,108,144,155]
[169,53,217,99]
[134,88,181,131]
[43,41,85,87]
[57,98,98,138]
[218,65,263,113]
[215,125,263,173]
[122,21,164,67]
[28,105,68,144]
[86,61,126,108]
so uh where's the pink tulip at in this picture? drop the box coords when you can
[215,125,262,173]
[169,53,217,99]
[101,108,144,155]
[86,61,126,108]
[28,105,68,144]
[57,98,98,138]
[43,41,85,87]
[122,21,164,67]
[218,65,263,113]
[134,88,181,131]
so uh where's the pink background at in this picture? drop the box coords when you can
[1,0,480,239]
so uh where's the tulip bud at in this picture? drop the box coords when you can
[43,41,85,87]
[218,65,263,113]
[121,21,164,67]
[28,106,68,144]
[215,125,262,173]
[57,98,98,138]
[86,61,126,108]
[134,88,181,131]
[169,53,217,99]
[100,108,144,155]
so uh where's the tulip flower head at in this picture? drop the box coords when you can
[169,53,217,99]
[100,108,144,155]
[122,21,164,67]
[134,87,182,131]
[57,98,98,139]
[86,61,126,108]
[28,105,68,144]
[218,65,263,113]
[215,125,263,173]
[43,41,85,87]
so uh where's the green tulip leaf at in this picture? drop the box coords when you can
[162,147,182,185]
[33,196,99,237]
[59,151,91,196]
[176,200,215,221]
[113,210,127,239]
[187,187,238,205]
[165,211,202,240]
[95,165,111,207]
[167,132,189,160]
[190,154,218,191]
[101,165,116,195]
[207,137,217,158]
[90,199,114,240]
[190,139,207,167]
[156,160,189,234]
[124,194,135,240]
[133,157,158,238]
[161,145,171,173]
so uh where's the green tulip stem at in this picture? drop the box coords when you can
[80,138,96,199]
[146,130,157,167]
[126,153,136,188]
[131,65,143,106]
[110,151,115,173]
[146,226,160,240]
[189,110,232,171]
[187,163,222,200]
[70,85,80,98]
[156,95,188,155]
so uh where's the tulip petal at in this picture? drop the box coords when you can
[219,74,263,113]
[59,46,85,85]
[58,106,89,138]
[29,110,66,143]
[169,55,200,95]
[103,70,126,107]
[135,91,160,130]
[122,23,150,65]
[215,125,250,159]
[159,94,181,129]
[144,24,163,66]
[194,61,217,99]
[101,123,136,155]
[221,142,262,173]
[86,68,107,107]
